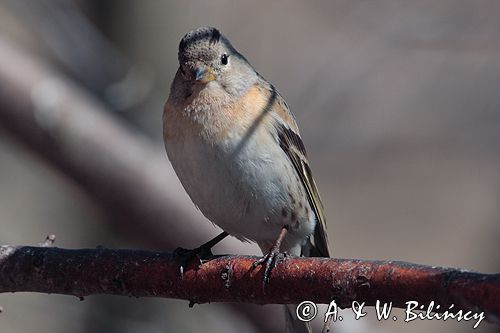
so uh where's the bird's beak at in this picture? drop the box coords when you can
[193,65,216,83]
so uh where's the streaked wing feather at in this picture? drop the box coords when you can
[270,91,331,258]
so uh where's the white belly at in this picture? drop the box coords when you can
[166,127,315,244]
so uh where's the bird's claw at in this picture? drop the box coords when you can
[172,232,228,279]
[252,250,288,285]
[173,245,214,279]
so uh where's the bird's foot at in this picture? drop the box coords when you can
[173,231,229,279]
[252,249,288,285]
[252,226,290,288]
[173,245,214,279]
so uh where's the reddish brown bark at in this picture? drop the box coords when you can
[0,245,498,321]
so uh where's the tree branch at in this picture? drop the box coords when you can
[1,245,498,322]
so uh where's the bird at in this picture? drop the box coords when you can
[163,27,331,333]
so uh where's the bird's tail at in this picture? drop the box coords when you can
[258,235,332,333]
[285,304,313,333]
[301,237,334,333]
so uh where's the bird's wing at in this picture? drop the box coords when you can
[265,84,331,258]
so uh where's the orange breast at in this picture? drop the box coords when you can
[163,83,296,143]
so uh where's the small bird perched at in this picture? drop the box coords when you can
[163,27,330,333]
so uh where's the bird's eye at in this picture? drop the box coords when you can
[221,54,229,65]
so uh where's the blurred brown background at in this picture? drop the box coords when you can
[0,1,499,332]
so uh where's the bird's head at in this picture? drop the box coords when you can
[177,27,257,96]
